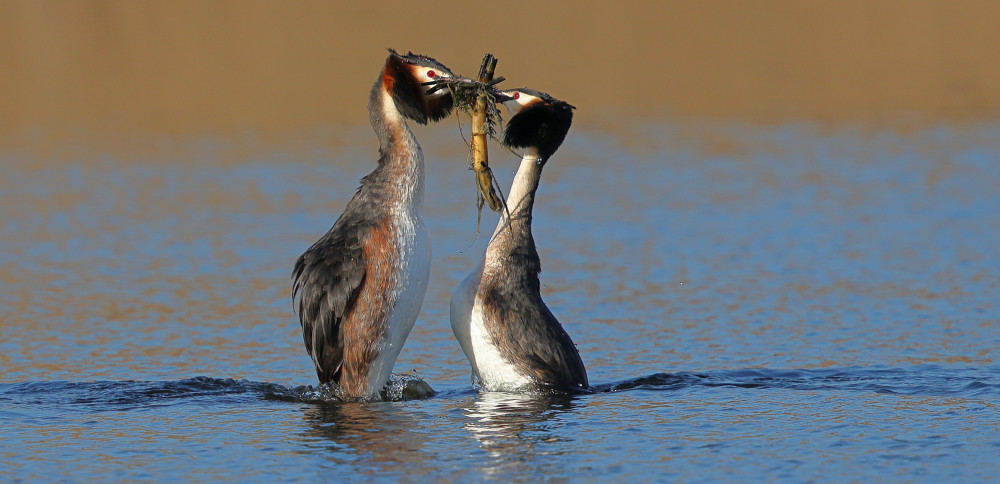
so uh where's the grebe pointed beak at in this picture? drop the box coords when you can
[421,75,478,96]
[422,81,450,95]
[491,91,514,102]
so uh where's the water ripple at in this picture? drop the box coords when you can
[3,366,996,414]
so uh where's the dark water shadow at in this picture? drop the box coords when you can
[0,376,286,412]
[595,365,1000,398]
[0,372,455,419]
[3,365,996,415]
[0,375,435,413]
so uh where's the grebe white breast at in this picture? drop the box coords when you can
[292,50,456,399]
[450,88,587,392]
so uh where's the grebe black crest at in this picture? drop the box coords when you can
[499,88,575,160]
[450,88,588,393]
[292,50,455,400]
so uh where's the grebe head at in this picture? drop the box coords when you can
[496,88,575,161]
[383,49,456,124]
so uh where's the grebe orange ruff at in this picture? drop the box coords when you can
[450,88,588,392]
[293,50,456,400]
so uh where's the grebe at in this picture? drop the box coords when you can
[450,88,587,392]
[292,50,455,399]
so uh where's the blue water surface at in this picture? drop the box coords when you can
[1,121,999,482]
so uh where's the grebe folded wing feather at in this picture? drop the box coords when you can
[292,213,367,383]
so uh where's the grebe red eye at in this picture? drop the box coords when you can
[427,70,436,78]
[513,92,520,100]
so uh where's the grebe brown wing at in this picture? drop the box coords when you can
[292,215,367,383]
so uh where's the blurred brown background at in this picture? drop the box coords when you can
[2,0,998,157]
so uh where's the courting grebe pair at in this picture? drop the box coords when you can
[292,50,586,399]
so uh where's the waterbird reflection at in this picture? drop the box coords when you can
[461,391,580,477]
[300,401,436,474]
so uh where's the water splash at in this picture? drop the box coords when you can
[266,373,436,403]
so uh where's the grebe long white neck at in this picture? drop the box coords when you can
[484,150,542,264]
